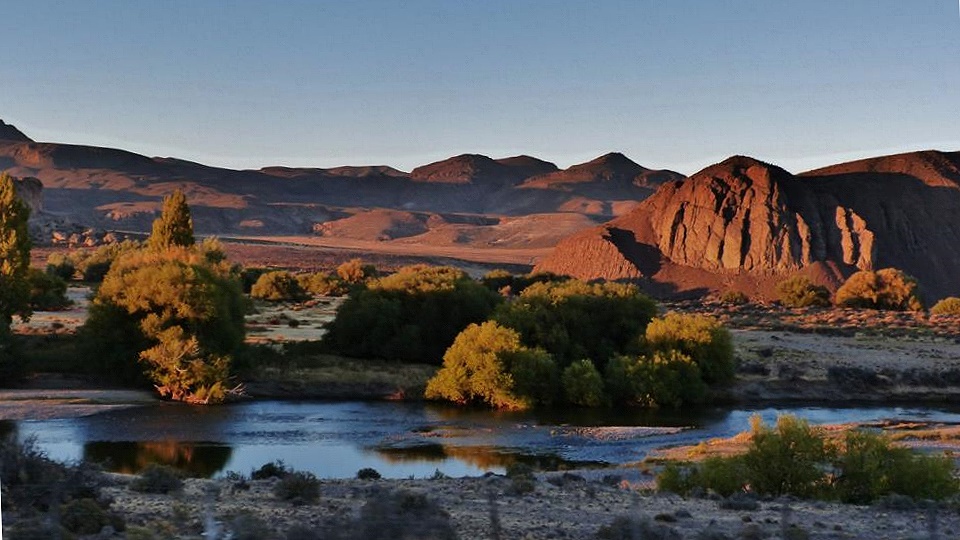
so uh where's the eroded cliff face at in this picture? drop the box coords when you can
[536,151,960,300]
[13,176,43,214]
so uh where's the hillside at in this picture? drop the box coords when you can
[536,151,960,301]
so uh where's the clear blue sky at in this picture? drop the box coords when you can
[2,1,958,175]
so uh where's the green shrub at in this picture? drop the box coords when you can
[297,272,349,296]
[835,268,923,311]
[131,464,183,494]
[776,275,831,308]
[561,359,606,407]
[356,467,382,480]
[719,290,749,305]
[355,489,457,540]
[336,258,377,284]
[45,252,76,281]
[698,455,748,496]
[252,460,290,480]
[493,279,656,368]
[931,297,960,316]
[323,265,501,364]
[239,267,268,294]
[274,471,321,504]
[425,321,554,409]
[60,498,112,534]
[744,415,833,498]
[71,240,143,282]
[251,271,307,301]
[644,312,734,384]
[224,511,272,540]
[606,351,706,408]
[26,268,70,311]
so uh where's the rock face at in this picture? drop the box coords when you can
[0,119,32,142]
[12,175,43,214]
[537,151,960,300]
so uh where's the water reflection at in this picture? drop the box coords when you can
[372,442,602,471]
[83,441,232,477]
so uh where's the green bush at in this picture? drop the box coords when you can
[274,471,321,504]
[644,312,734,384]
[605,350,706,408]
[81,239,245,402]
[719,290,749,305]
[776,275,831,308]
[561,359,606,407]
[297,271,349,296]
[70,240,143,282]
[931,297,960,316]
[354,489,457,540]
[744,415,833,498]
[45,252,76,281]
[251,271,307,301]
[425,321,555,409]
[493,279,656,369]
[835,268,923,311]
[356,467,381,480]
[131,464,184,494]
[252,460,290,480]
[60,498,112,534]
[26,268,70,311]
[323,265,501,364]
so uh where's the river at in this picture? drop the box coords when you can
[4,400,960,479]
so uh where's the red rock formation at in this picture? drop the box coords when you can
[537,151,960,300]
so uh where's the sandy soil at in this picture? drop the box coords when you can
[99,471,957,540]
[0,387,157,420]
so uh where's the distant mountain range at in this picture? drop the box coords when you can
[6,118,960,300]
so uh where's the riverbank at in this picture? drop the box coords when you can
[85,468,960,539]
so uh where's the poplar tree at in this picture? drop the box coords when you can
[0,172,32,379]
[148,189,195,250]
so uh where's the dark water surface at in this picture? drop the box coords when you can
[4,400,960,479]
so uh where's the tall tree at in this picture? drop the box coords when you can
[0,172,32,380]
[0,172,32,326]
[148,189,195,250]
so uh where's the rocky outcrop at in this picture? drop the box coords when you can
[12,176,43,214]
[0,119,32,142]
[537,151,960,300]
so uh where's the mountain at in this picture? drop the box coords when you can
[0,120,667,248]
[536,151,960,301]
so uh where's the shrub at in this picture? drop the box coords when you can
[596,516,678,540]
[81,243,246,402]
[645,313,734,384]
[224,511,272,540]
[931,297,960,316]
[323,265,501,364]
[835,268,923,311]
[356,467,382,480]
[131,464,184,494]
[425,321,555,409]
[561,359,606,407]
[252,460,290,480]
[26,268,70,311]
[69,239,144,282]
[744,415,833,498]
[605,351,706,408]
[493,279,656,368]
[45,252,76,281]
[776,275,831,308]
[251,270,307,301]
[719,290,749,305]
[297,271,349,296]
[354,489,457,540]
[274,471,321,504]
[336,258,377,284]
[60,498,112,534]
[148,189,195,250]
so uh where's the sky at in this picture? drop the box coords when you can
[2,1,959,175]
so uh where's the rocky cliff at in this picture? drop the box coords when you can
[536,152,960,300]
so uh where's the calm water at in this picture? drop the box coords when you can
[4,400,960,479]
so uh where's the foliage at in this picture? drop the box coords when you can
[336,258,377,284]
[60,498,113,534]
[251,270,308,301]
[68,240,143,282]
[26,268,70,310]
[252,460,290,480]
[561,359,606,407]
[274,470,321,504]
[931,297,960,316]
[644,312,734,384]
[323,265,501,363]
[605,350,706,408]
[353,489,458,540]
[45,252,76,281]
[297,271,350,296]
[0,172,32,326]
[148,189,195,250]
[835,268,924,311]
[481,270,567,296]
[82,238,245,402]
[719,290,749,305]
[493,279,656,369]
[657,416,959,503]
[356,467,382,480]
[776,275,831,308]
[131,464,184,494]
[508,347,559,406]
[425,321,555,409]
